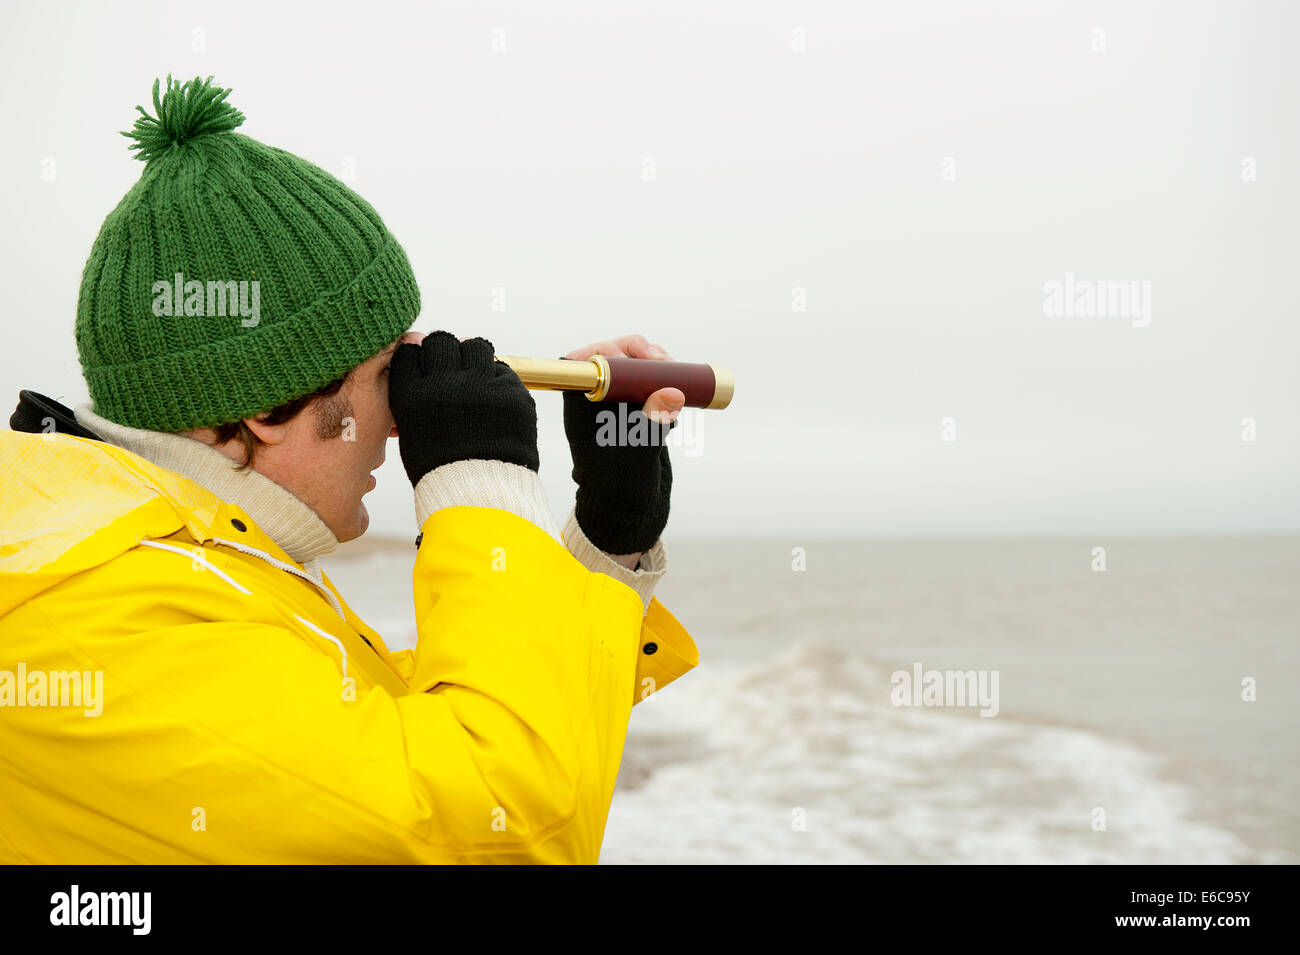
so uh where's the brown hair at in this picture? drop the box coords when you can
[213,372,353,469]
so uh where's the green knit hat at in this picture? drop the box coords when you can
[76,75,421,431]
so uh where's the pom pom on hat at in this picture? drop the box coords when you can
[121,74,246,163]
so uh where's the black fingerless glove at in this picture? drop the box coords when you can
[388,331,539,487]
[562,385,675,554]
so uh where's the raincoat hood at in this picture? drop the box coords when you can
[0,420,305,617]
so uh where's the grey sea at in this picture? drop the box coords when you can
[320,537,1300,864]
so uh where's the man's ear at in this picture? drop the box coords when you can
[242,413,291,447]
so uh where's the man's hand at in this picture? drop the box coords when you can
[563,334,686,427]
[563,334,681,568]
[389,330,539,488]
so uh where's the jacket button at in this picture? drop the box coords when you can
[642,642,658,655]
[414,532,423,548]
[231,518,247,532]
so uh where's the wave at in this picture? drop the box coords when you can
[600,643,1255,864]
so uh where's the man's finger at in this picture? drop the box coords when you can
[643,387,685,425]
[566,333,674,362]
[566,340,625,361]
[613,333,653,358]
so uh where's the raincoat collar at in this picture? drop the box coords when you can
[71,404,339,564]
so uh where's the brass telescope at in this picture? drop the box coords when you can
[494,355,734,410]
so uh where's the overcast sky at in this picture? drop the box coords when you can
[1,0,1296,540]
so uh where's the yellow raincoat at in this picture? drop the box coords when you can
[0,430,697,863]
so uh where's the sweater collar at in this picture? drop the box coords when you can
[74,404,339,563]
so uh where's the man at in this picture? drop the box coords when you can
[0,76,698,863]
